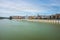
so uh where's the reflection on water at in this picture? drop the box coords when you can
[0,19,60,40]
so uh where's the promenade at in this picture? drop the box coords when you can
[26,19,60,24]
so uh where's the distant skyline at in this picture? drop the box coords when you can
[0,0,60,17]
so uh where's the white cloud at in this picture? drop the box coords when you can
[0,0,60,16]
[0,0,42,13]
[0,0,51,14]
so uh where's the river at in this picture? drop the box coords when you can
[0,19,60,40]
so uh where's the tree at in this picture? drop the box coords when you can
[10,16,12,20]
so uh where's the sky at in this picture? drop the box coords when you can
[0,0,60,17]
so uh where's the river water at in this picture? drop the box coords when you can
[0,19,60,40]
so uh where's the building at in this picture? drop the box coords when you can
[49,14,60,19]
[36,15,42,19]
[9,14,60,19]
[28,16,36,19]
[55,14,60,19]
[10,16,25,19]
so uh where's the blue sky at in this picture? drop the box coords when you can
[0,0,60,17]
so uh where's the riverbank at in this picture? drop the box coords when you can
[26,19,60,24]
[7,19,60,24]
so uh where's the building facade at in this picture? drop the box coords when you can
[10,16,25,19]
[49,14,60,19]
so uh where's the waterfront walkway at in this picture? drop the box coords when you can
[26,19,60,24]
